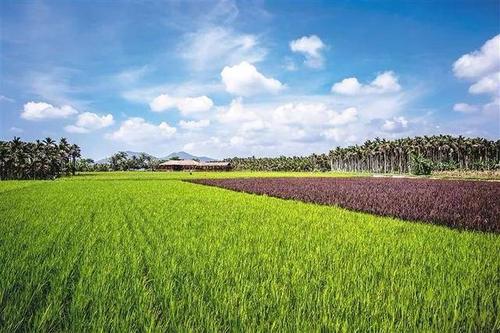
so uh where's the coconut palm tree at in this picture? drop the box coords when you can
[0,137,82,180]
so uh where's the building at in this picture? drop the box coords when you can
[157,159,232,171]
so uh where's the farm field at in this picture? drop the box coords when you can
[191,177,500,232]
[1,172,499,332]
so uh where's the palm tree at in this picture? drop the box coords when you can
[69,144,81,175]
[0,137,82,180]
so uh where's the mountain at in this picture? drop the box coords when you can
[160,151,215,162]
[96,151,215,164]
[96,151,157,164]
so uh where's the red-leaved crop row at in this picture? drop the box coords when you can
[188,177,500,233]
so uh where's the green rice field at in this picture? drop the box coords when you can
[0,172,499,332]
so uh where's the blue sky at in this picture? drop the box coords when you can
[1,0,499,160]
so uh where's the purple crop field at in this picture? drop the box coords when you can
[189,177,500,233]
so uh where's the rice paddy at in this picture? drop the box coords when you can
[1,172,499,332]
[190,177,500,232]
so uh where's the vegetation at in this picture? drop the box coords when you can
[0,172,499,331]
[227,135,500,173]
[226,154,331,172]
[329,135,500,173]
[108,152,158,171]
[410,154,433,175]
[0,137,81,180]
[68,152,160,172]
[4,134,496,178]
[432,169,500,180]
[191,177,500,232]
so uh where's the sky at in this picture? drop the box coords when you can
[0,0,499,160]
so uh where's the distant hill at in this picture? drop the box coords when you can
[160,151,215,162]
[96,151,215,164]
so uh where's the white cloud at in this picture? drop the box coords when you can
[138,87,415,158]
[272,102,331,126]
[150,94,178,112]
[123,82,223,104]
[179,26,266,71]
[150,94,214,115]
[330,107,358,126]
[483,97,500,115]
[177,96,214,114]
[452,35,500,117]
[322,127,357,143]
[331,71,401,95]
[221,61,284,96]
[179,119,210,130]
[217,98,258,123]
[469,72,500,95]
[453,103,479,113]
[240,119,266,132]
[21,101,78,121]
[272,103,355,127]
[330,78,362,95]
[106,117,176,145]
[453,34,500,79]
[381,116,409,132]
[290,35,326,68]
[65,112,114,133]
[230,136,245,146]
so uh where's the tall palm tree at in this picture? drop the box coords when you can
[0,137,82,180]
[69,144,81,175]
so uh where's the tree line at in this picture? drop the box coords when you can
[2,135,499,179]
[96,152,160,171]
[226,155,330,172]
[0,137,81,180]
[227,135,500,174]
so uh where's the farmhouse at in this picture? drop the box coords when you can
[158,159,232,171]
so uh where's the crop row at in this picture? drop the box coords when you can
[189,177,500,233]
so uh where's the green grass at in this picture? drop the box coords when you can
[0,172,498,332]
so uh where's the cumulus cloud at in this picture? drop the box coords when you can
[290,35,326,68]
[453,103,479,113]
[453,35,500,116]
[21,101,78,121]
[469,72,500,95]
[106,117,176,145]
[272,102,331,126]
[177,96,214,114]
[179,119,210,130]
[150,94,178,111]
[331,71,401,95]
[65,112,114,133]
[381,116,409,132]
[150,94,214,115]
[229,136,245,146]
[217,98,258,123]
[180,26,266,71]
[330,107,358,126]
[322,127,358,143]
[483,97,500,115]
[453,34,500,79]
[269,103,356,129]
[145,87,415,158]
[221,61,284,96]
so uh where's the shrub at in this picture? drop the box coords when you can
[410,154,433,175]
